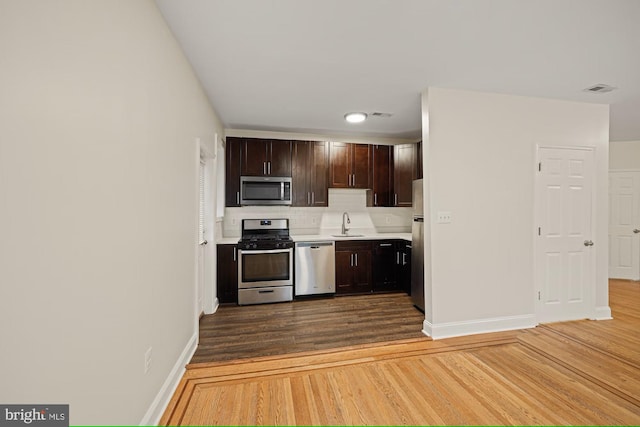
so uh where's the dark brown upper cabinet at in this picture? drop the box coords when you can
[241,138,292,177]
[329,142,370,189]
[225,137,242,207]
[292,140,329,207]
[393,143,420,207]
[370,145,393,207]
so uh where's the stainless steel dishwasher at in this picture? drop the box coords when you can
[294,241,336,296]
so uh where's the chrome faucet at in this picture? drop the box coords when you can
[341,212,351,235]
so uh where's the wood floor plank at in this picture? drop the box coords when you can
[192,292,425,363]
[161,280,640,425]
[473,344,640,425]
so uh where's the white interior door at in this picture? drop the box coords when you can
[535,147,595,323]
[609,171,640,280]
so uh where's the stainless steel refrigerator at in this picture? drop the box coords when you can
[410,179,425,311]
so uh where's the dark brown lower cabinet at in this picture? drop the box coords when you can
[336,239,411,295]
[216,244,238,304]
[396,241,412,294]
[335,241,372,295]
[373,240,400,292]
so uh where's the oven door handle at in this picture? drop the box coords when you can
[238,248,293,255]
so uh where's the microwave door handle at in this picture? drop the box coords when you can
[281,181,285,200]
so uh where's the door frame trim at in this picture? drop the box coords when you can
[533,144,597,323]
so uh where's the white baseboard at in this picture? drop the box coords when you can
[211,297,219,314]
[423,314,537,340]
[593,305,613,320]
[139,332,198,426]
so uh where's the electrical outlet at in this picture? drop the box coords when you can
[144,347,152,374]
[311,216,317,225]
[385,214,391,224]
[437,211,452,224]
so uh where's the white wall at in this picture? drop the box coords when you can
[422,88,610,338]
[610,140,640,170]
[0,1,223,425]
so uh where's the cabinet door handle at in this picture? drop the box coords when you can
[395,194,398,206]
[312,192,315,204]
[236,191,240,205]
[374,193,378,206]
[353,174,356,187]
[355,253,358,266]
[268,161,271,175]
[379,243,392,247]
[396,251,400,264]
[233,247,237,262]
[263,162,266,175]
[350,253,354,266]
[307,192,310,205]
[402,253,407,265]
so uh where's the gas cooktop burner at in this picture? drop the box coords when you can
[239,218,293,250]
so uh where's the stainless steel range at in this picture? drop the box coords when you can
[237,219,294,305]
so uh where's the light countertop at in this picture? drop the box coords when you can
[216,232,411,245]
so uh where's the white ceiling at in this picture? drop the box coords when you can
[155,0,640,142]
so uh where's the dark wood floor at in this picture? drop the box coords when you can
[191,293,425,364]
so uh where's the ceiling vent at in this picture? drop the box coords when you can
[370,112,393,118]
[583,84,616,94]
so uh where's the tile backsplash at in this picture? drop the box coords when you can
[223,189,412,237]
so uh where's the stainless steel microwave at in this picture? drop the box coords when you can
[240,176,292,206]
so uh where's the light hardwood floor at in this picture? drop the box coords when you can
[162,280,640,425]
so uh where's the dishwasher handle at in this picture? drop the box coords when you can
[296,241,334,248]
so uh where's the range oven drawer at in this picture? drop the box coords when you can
[238,286,293,305]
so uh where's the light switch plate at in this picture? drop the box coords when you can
[437,211,452,224]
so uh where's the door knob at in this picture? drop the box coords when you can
[584,240,594,247]
[634,229,640,234]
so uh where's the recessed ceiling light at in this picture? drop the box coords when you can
[344,112,367,123]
